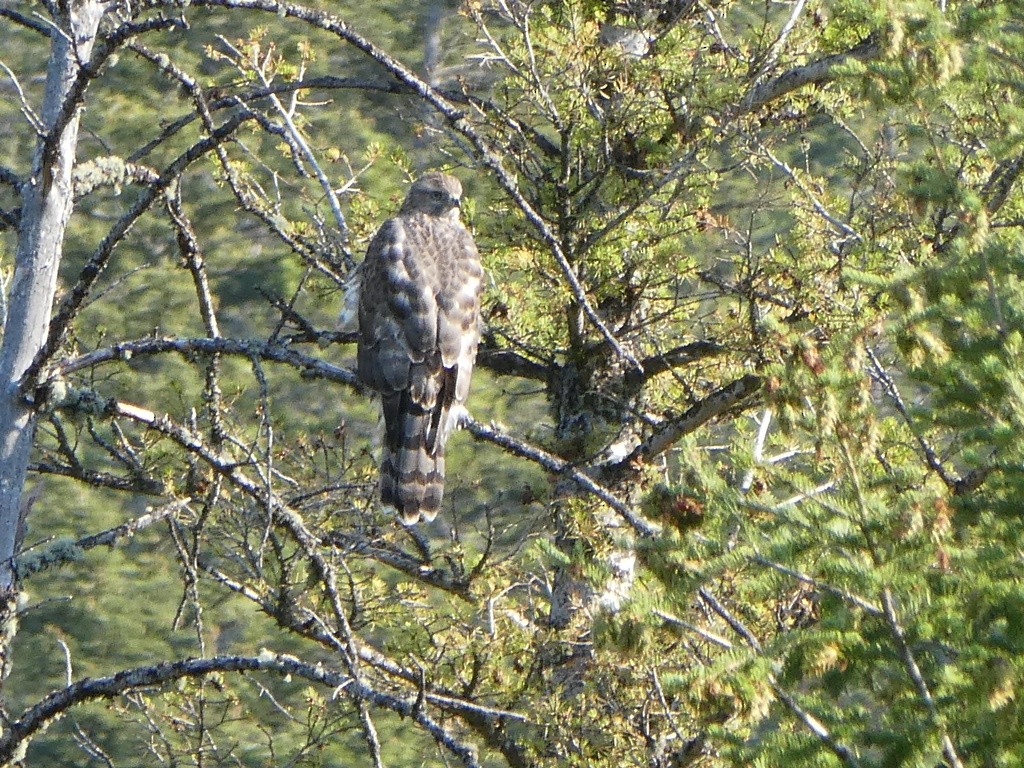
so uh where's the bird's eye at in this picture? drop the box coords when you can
[431,190,445,199]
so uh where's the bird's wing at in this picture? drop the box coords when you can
[357,218,439,395]
[436,225,483,411]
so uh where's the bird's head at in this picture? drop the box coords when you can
[401,172,463,218]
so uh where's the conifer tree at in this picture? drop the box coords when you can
[0,0,1022,765]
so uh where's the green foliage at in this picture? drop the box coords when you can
[4,0,1024,766]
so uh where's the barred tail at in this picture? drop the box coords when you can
[379,396,447,524]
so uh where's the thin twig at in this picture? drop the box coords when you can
[463,415,658,537]
[654,609,733,649]
[216,34,349,243]
[16,499,192,578]
[699,588,862,767]
[760,142,861,248]
[865,346,958,489]
[0,653,484,767]
[881,589,965,768]
[177,0,641,371]
[753,0,808,82]
[751,555,882,616]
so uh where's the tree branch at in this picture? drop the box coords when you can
[325,530,474,601]
[28,460,164,495]
[463,415,659,537]
[742,36,881,113]
[0,652,484,767]
[699,588,863,768]
[51,399,499,763]
[201,562,527,724]
[16,499,191,578]
[163,0,642,371]
[23,111,256,391]
[865,346,960,491]
[881,588,965,768]
[627,341,726,386]
[0,7,51,35]
[126,75,426,163]
[52,335,358,387]
[476,335,550,380]
[611,374,763,472]
[751,555,882,617]
[0,166,22,192]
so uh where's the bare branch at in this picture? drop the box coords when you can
[0,57,44,133]
[653,609,733,649]
[759,142,862,249]
[743,36,881,113]
[614,374,763,470]
[751,555,882,617]
[865,346,959,490]
[24,111,255,391]
[53,335,358,387]
[325,530,474,600]
[881,589,965,768]
[161,0,641,370]
[40,397,498,763]
[200,564,527,724]
[630,341,726,384]
[699,588,863,767]
[0,653,485,767]
[215,33,349,244]
[33,15,187,205]
[753,0,808,81]
[476,334,551,380]
[0,7,51,35]
[29,460,164,494]
[770,684,864,768]
[54,367,648,542]
[463,415,659,537]
[16,499,191,578]
[982,153,1024,215]
[698,587,762,652]
[126,75,437,164]
[78,502,181,550]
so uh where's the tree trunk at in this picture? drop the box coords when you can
[0,0,103,689]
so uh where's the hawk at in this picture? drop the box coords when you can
[357,173,483,524]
